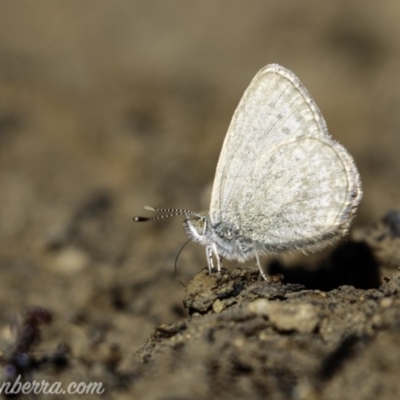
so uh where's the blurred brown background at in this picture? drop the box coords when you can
[0,0,399,378]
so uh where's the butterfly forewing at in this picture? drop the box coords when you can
[209,64,362,252]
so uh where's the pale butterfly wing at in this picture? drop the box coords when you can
[210,64,362,252]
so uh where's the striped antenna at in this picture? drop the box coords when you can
[133,206,197,222]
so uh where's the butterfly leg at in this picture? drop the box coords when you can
[212,243,222,272]
[206,246,214,274]
[206,245,223,275]
[255,251,268,281]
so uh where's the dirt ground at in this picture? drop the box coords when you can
[0,1,400,399]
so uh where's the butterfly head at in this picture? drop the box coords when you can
[183,212,212,247]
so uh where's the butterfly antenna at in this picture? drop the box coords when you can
[133,206,197,222]
[174,239,192,287]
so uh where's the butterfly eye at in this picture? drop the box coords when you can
[194,218,206,236]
